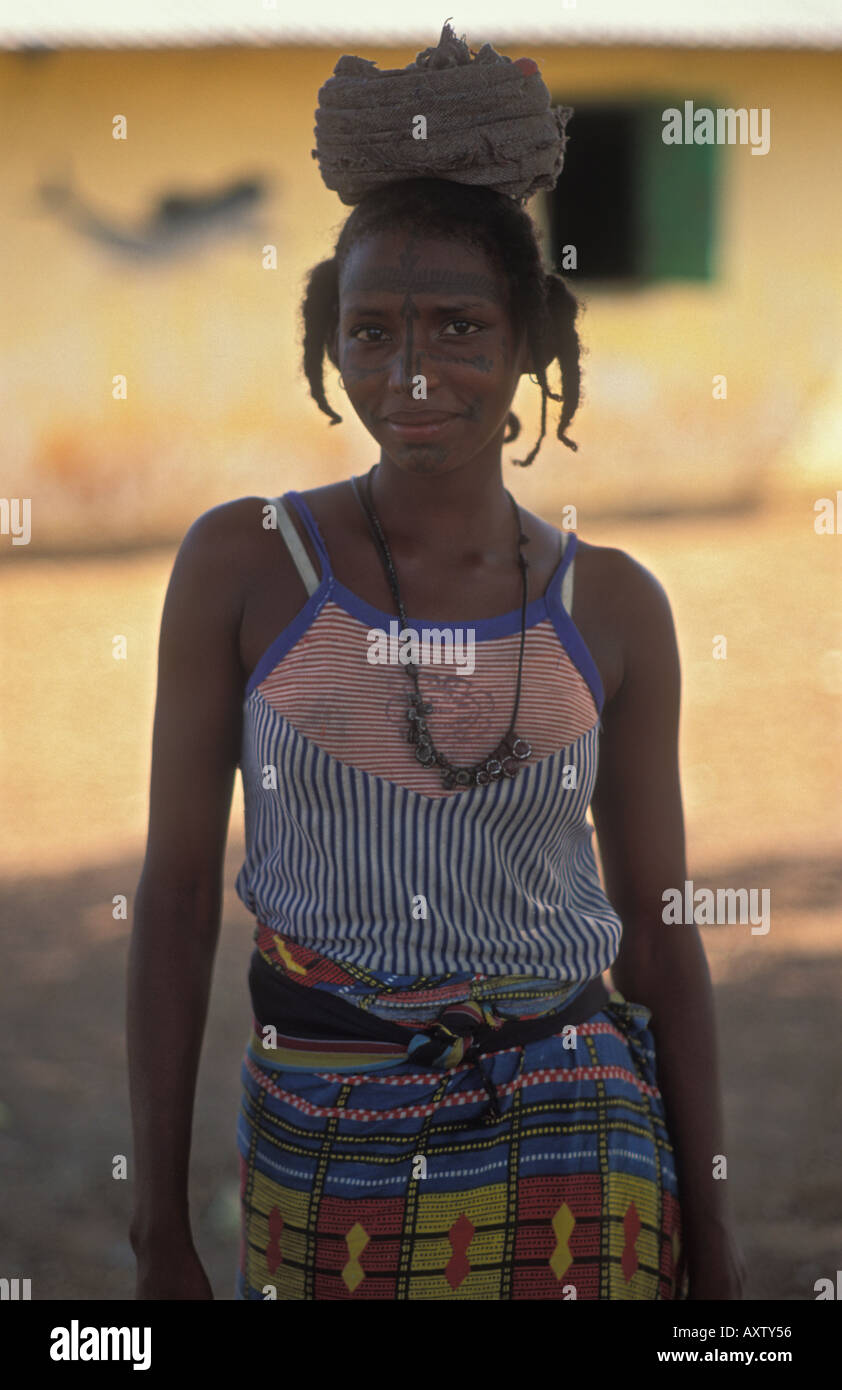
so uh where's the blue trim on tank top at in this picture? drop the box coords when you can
[245,489,605,713]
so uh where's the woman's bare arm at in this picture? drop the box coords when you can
[590,551,747,1299]
[127,504,246,1296]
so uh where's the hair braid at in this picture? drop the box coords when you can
[301,258,343,426]
[545,273,582,451]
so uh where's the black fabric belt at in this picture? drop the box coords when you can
[248,948,612,1121]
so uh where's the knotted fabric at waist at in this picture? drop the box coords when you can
[247,936,612,1121]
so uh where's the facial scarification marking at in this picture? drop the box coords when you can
[340,236,507,385]
[342,362,390,382]
[397,236,422,388]
[405,457,441,474]
[349,268,505,303]
[422,349,494,373]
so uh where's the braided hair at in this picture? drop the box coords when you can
[300,177,584,466]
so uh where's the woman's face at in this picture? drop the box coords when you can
[333,229,530,476]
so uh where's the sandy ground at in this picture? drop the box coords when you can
[0,499,840,1300]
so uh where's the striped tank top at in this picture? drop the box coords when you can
[234,488,624,1007]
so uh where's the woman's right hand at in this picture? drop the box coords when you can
[135,1242,214,1300]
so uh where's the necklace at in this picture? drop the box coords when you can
[351,464,533,790]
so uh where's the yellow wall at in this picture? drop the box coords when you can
[2,43,840,547]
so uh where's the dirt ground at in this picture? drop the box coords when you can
[0,499,839,1300]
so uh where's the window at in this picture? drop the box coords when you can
[545,98,720,285]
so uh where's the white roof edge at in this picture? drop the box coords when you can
[4,34,841,51]
[2,14,842,51]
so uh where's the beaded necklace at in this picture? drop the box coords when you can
[351,465,533,790]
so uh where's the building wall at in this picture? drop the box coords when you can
[1,43,840,548]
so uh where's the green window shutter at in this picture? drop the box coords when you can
[635,97,719,282]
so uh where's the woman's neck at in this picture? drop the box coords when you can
[368,455,518,556]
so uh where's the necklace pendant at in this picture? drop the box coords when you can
[414,737,435,766]
[407,698,433,747]
[408,706,433,736]
[409,689,432,713]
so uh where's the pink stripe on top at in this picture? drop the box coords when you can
[257,600,598,796]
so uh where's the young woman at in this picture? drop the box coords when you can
[128,29,746,1301]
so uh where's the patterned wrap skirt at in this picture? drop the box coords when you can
[235,924,688,1301]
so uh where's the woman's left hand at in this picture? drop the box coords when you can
[687,1226,748,1300]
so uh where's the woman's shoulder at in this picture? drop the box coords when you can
[518,505,671,607]
[539,526,678,706]
[576,535,680,704]
[184,494,279,541]
[172,495,307,615]
[574,534,671,597]
[179,495,297,570]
